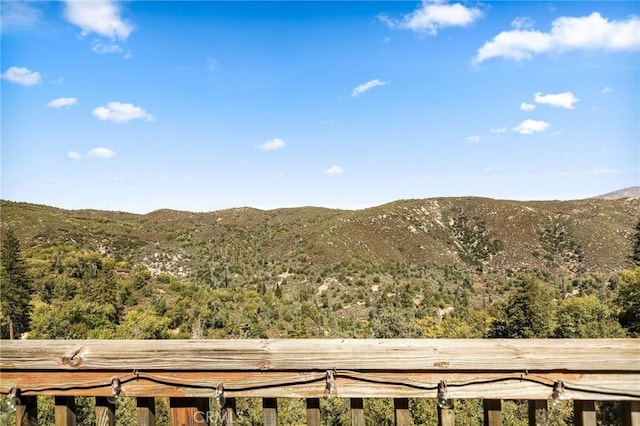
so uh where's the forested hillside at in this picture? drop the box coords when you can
[1,196,638,340]
[1,197,639,425]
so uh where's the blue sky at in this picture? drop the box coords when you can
[1,0,639,213]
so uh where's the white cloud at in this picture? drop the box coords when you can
[380,0,483,35]
[323,165,344,176]
[513,119,551,135]
[92,102,154,123]
[511,17,535,30]
[91,40,122,54]
[520,102,536,111]
[1,1,42,30]
[66,151,81,160]
[467,135,480,143]
[48,97,78,108]
[1,66,41,86]
[491,127,508,134]
[260,138,286,151]
[474,12,640,64]
[89,147,116,159]
[534,91,579,109]
[91,39,130,58]
[601,86,614,93]
[352,79,387,97]
[63,0,133,39]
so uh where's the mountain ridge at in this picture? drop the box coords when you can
[2,194,638,285]
[592,186,640,200]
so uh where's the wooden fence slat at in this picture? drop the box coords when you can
[438,405,455,426]
[573,400,596,426]
[484,399,502,426]
[170,397,199,426]
[394,398,410,426]
[137,397,156,426]
[4,339,638,372]
[528,400,548,426]
[15,395,37,426]
[622,400,640,426]
[306,398,320,426]
[1,339,639,426]
[95,397,115,426]
[262,398,277,426]
[54,396,76,426]
[222,397,237,426]
[4,370,638,400]
[351,398,365,426]
[195,397,209,425]
[3,340,639,401]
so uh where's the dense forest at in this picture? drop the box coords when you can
[1,197,639,425]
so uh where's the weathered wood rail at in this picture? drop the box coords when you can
[1,339,639,425]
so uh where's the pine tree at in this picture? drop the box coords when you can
[632,220,640,266]
[489,275,555,338]
[0,229,32,339]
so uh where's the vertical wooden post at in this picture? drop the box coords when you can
[394,398,410,426]
[170,397,199,426]
[15,395,37,426]
[528,400,548,426]
[351,398,365,426]
[54,396,76,426]
[438,405,455,426]
[137,397,156,426]
[306,398,321,426]
[223,397,237,426]
[262,398,277,426]
[574,401,596,426]
[95,397,115,426]
[622,401,640,426]
[195,398,210,425]
[483,399,502,426]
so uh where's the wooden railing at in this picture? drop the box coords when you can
[1,339,639,425]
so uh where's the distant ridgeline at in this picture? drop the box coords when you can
[2,196,637,278]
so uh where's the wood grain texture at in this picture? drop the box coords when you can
[2,339,638,371]
[622,401,640,426]
[95,397,115,426]
[306,398,321,426]
[394,398,410,426]
[169,397,199,426]
[1,339,639,401]
[262,397,277,426]
[350,398,364,426]
[574,400,597,426]
[15,396,37,426]
[223,397,238,426]
[136,397,156,426]
[484,399,502,426]
[2,370,638,400]
[54,396,76,426]
[437,406,454,426]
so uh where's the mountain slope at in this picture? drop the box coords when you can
[593,186,640,200]
[1,196,638,283]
